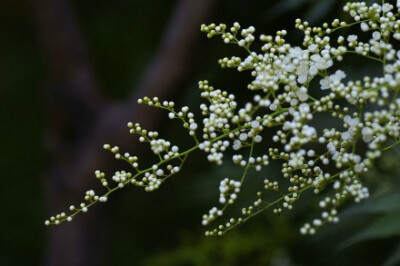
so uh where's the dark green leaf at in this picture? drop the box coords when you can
[340,213,400,249]
[341,193,400,218]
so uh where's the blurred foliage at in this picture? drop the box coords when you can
[141,225,294,266]
[2,0,400,265]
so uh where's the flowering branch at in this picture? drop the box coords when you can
[46,0,400,237]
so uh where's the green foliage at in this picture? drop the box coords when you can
[341,211,400,247]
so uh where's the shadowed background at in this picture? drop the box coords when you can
[1,0,400,265]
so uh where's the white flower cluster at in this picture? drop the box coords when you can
[111,171,132,188]
[199,81,237,138]
[202,178,242,226]
[218,178,241,204]
[199,0,400,236]
[46,120,184,224]
[198,80,237,164]
[232,154,269,171]
[47,1,400,239]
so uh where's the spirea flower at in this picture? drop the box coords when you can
[46,1,400,238]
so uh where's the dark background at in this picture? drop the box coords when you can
[1,0,400,265]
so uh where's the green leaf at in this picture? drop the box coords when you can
[340,213,400,249]
[341,193,400,218]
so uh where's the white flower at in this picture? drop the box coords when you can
[296,86,309,101]
[320,70,346,90]
[360,22,369,32]
[372,31,381,40]
[299,103,310,114]
[320,77,330,90]
[347,35,357,42]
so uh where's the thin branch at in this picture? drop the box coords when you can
[30,0,219,265]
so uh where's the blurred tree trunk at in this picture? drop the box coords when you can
[30,0,218,265]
